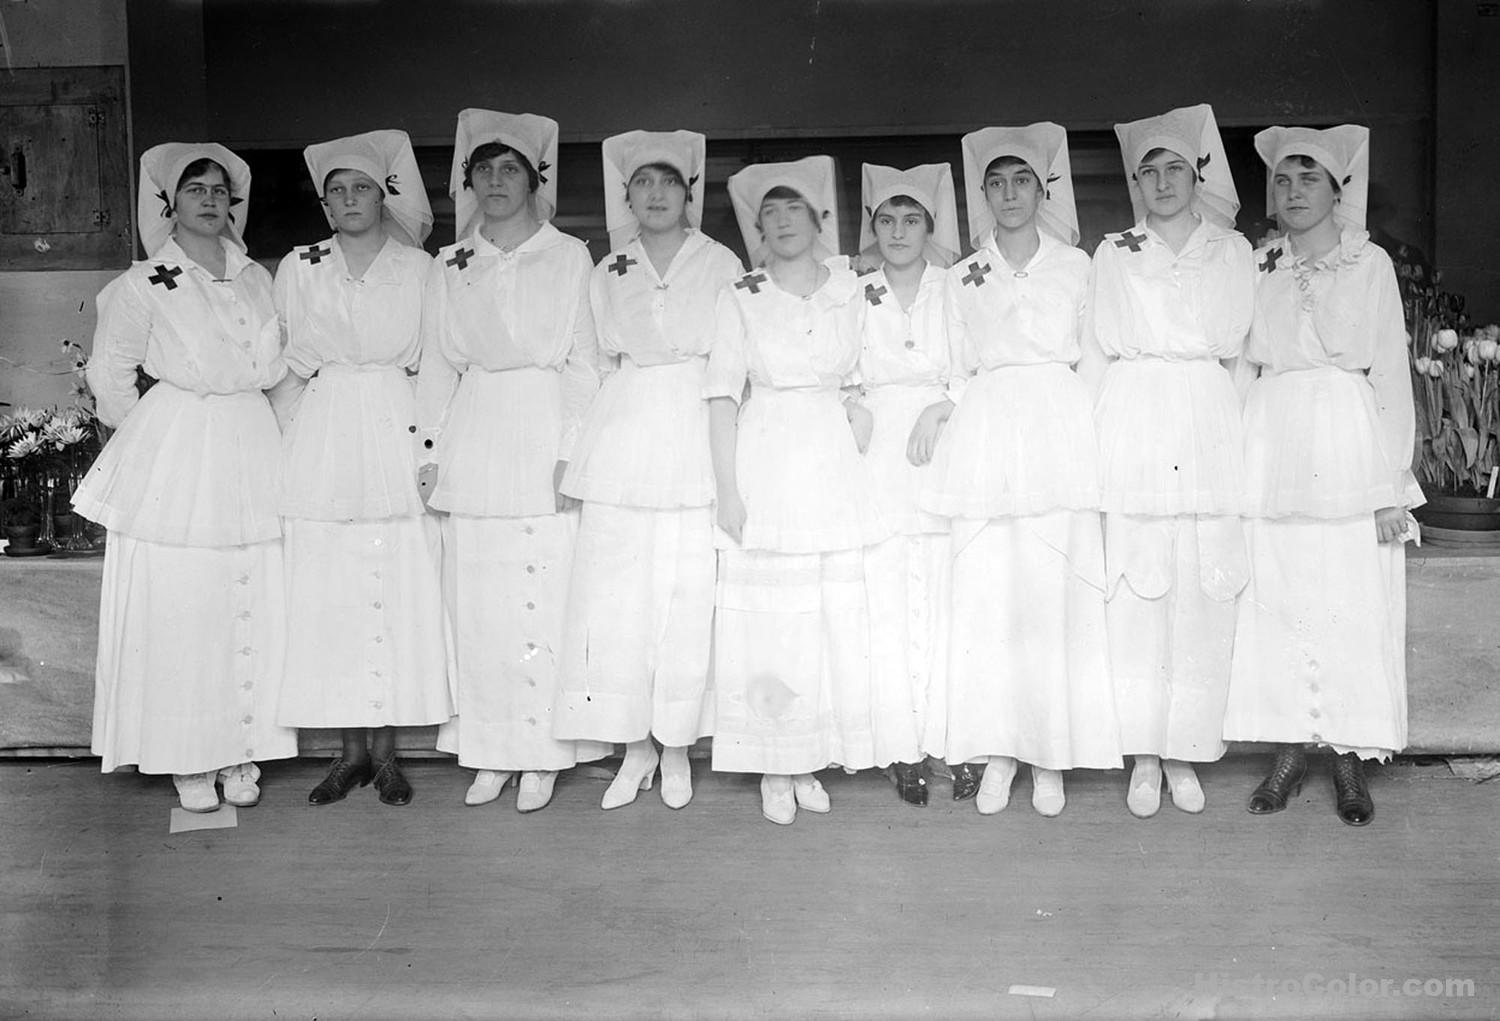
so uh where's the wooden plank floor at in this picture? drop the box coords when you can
[1,756,1497,1021]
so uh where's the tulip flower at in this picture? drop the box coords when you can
[1480,339,1499,362]
[1437,328,1459,351]
[1414,356,1433,374]
[1463,363,1477,380]
[1429,360,1446,377]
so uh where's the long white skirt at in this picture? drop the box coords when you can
[435,513,608,770]
[92,534,298,775]
[1224,516,1407,760]
[277,515,453,728]
[864,532,949,766]
[944,513,1122,770]
[1106,513,1245,762]
[711,547,875,775]
[554,502,715,746]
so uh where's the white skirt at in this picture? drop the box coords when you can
[1224,515,1407,759]
[279,363,425,521]
[73,383,282,547]
[562,357,714,508]
[728,386,889,553]
[1094,358,1244,516]
[923,364,1100,519]
[711,547,875,774]
[1243,366,1424,517]
[1106,513,1240,761]
[862,383,950,535]
[276,515,453,728]
[864,532,949,765]
[434,513,609,770]
[944,512,1122,770]
[92,534,298,774]
[554,503,716,746]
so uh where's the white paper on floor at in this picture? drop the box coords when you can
[1008,985,1056,998]
[169,805,239,833]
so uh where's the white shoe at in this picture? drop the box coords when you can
[465,770,514,807]
[173,772,220,813]
[792,774,830,813]
[1127,755,1162,818]
[976,756,1017,815]
[761,774,796,825]
[1031,767,1065,817]
[602,748,659,810]
[515,770,557,813]
[217,762,261,807]
[659,747,693,810]
[1162,759,1205,813]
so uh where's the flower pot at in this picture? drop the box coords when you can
[1413,492,1500,546]
[2,522,52,557]
[1413,493,1500,530]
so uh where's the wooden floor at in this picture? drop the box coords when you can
[1,755,1497,1021]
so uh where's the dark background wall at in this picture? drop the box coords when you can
[124,0,1496,315]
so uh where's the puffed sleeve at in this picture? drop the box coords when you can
[703,285,749,403]
[1076,245,1118,397]
[1210,235,1256,359]
[86,273,150,429]
[266,253,308,430]
[557,250,600,460]
[414,257,459,466]
[941,272,973,405]
[1366,253,1420,505]
[586,262,622,381]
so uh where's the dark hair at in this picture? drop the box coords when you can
[321,167,383,196]
[872,193,934,232]
[1284,154,1341,195]
[629,161,692,203]
[176,158,230,195]
[464,143,539,192]
[759,185,821,231]
[1138,147,1199,183]
[984,155,1035,180]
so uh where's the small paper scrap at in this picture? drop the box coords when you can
[1008,985,1056,998]
[169,805,238,833]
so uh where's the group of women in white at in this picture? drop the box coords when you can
[78,101,1418,828]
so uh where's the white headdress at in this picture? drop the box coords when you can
[858,162,960,268]
[137,142,251,257]
[601,129,706,252]
[1254,124,1371,232]
[1115,104,1239,229]
[448,109,559,240]
[727,156,841,267]
[304,129,433,246]
[960,123,1079,246]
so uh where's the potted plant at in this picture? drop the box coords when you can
[1407,276,1500,537]
[0,339,107,553]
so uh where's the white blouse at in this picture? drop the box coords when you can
[275,236,430,380]
[88,237,284,427]
[1246,229,1420,512]
[947,231,1091,378]
[1084,217,1254,365]
[857,262,949,389]
[704,265,863,400]
[415,221,597,458]
[592,229,744,369]
[273,235,432,521]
